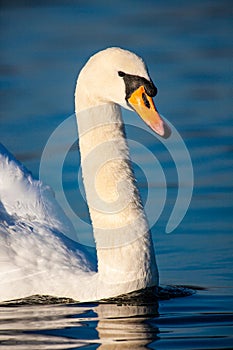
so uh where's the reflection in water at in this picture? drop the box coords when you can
[96,302,159,349]
[0,301,159,349]
[1,289,233,349]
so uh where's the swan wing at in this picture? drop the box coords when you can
[0,143,94,301]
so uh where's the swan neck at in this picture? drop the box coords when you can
[76,103,146,242]
[75,103,158,289]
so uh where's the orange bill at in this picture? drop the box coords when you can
[128,86,171,138]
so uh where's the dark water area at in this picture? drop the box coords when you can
[0,0,233,349]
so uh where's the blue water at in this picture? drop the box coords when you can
[0,0,232,349]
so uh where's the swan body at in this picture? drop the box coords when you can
[0,47,170,302]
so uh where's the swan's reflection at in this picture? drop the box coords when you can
[96,301,159,349]
[0,297,159,349]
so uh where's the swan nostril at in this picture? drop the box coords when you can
[142,92,150,109]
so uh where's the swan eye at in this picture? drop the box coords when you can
[118,71,126,77]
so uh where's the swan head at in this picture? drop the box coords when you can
[75,47,171,138]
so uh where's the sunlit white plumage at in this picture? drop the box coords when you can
[0,47,170,302]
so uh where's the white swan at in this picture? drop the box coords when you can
[0,47,171,302]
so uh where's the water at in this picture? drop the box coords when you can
[0,0,232,349]
[0,289,233,349]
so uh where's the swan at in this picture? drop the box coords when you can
[0,47,171,302]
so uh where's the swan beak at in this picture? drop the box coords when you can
[128,86,171,138]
